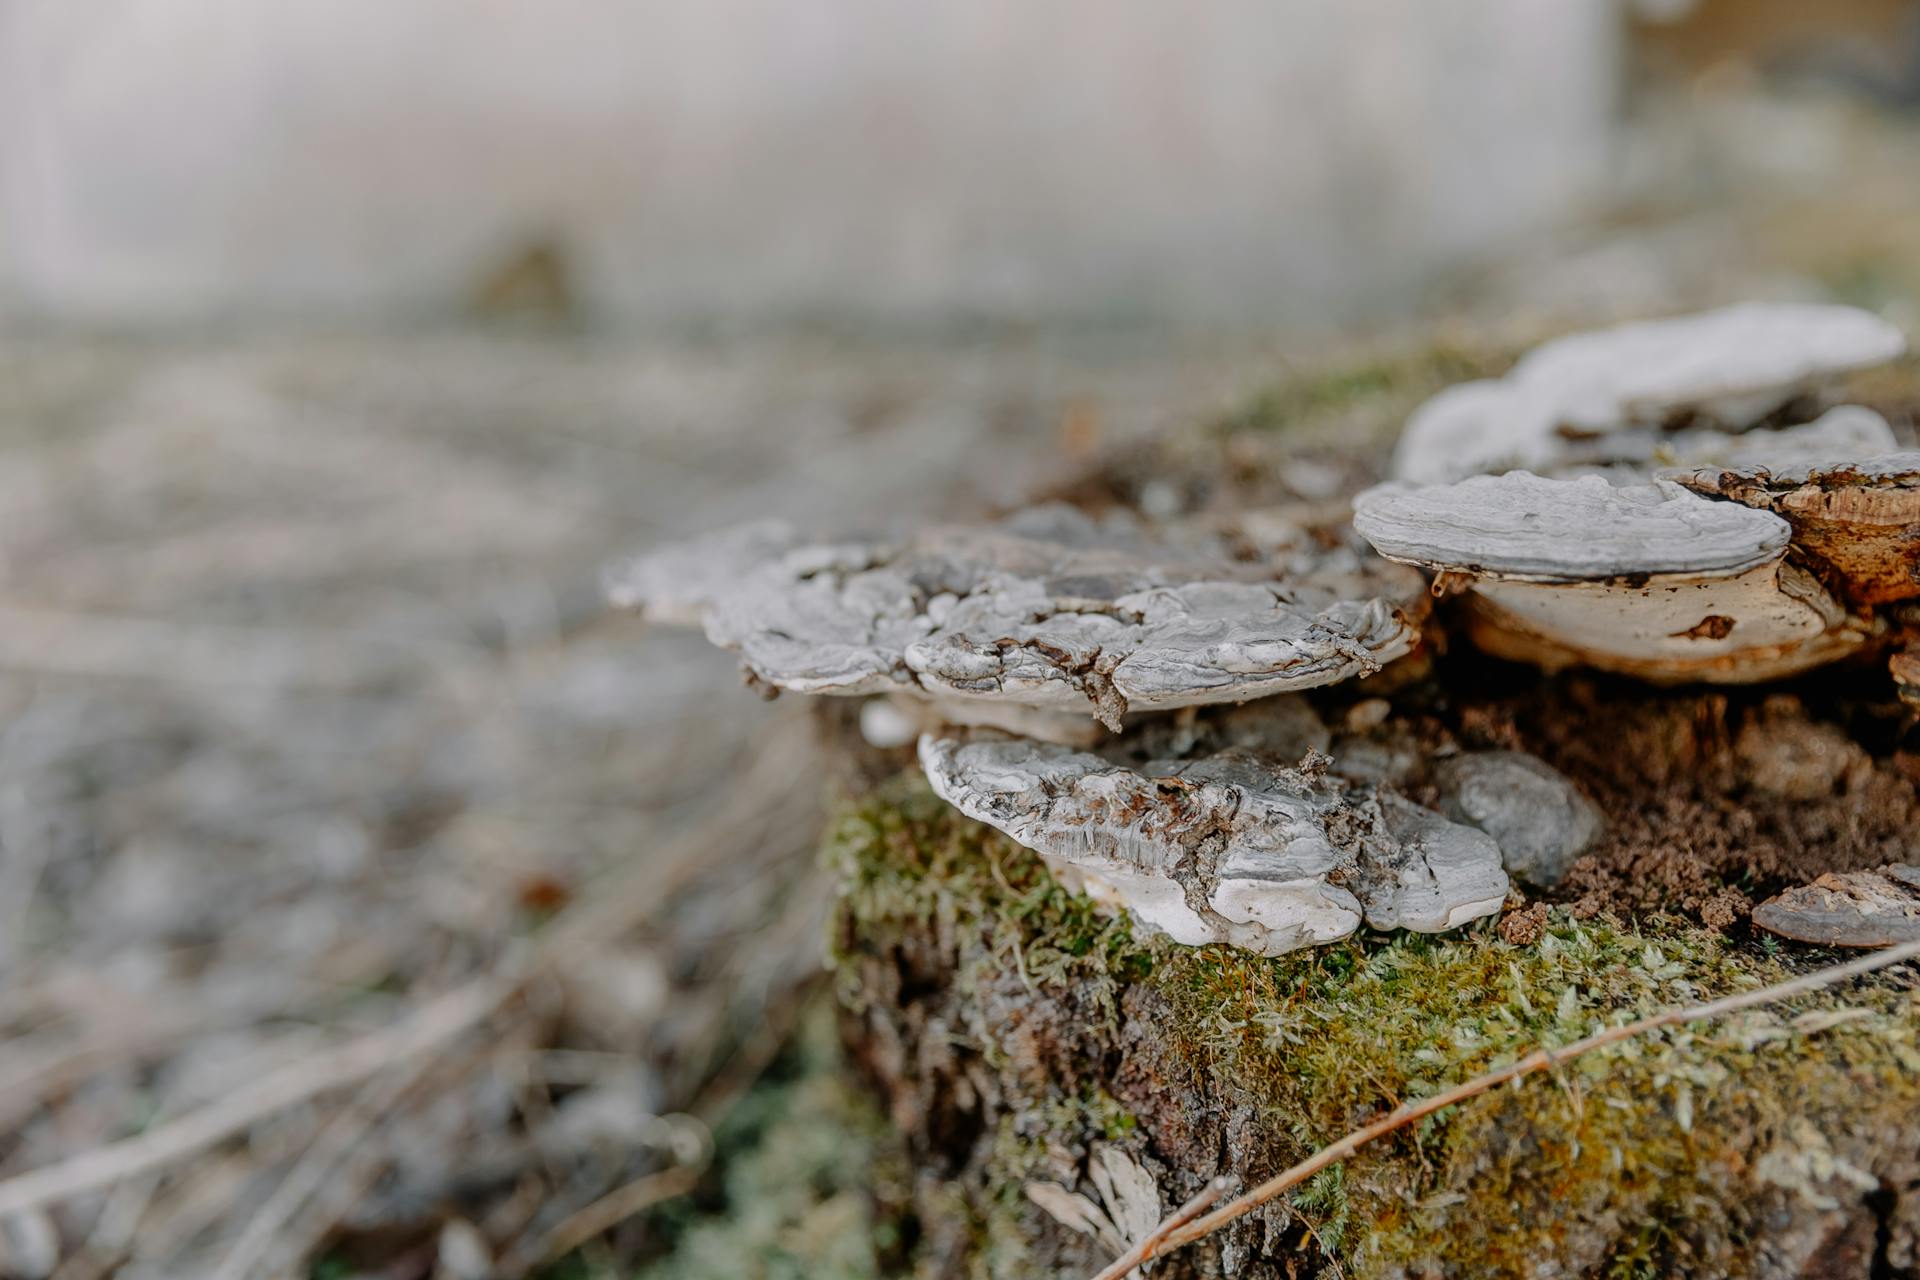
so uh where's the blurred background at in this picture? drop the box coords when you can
[2,2,1920,1276]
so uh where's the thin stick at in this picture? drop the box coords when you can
[1132,1176,1233,1262]
[206,1047,442,1280]
[1091,938,1920,1280]
[530,1166,704,1266]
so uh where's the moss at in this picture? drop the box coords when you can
[829,778,1160,1277]
[828,771,1920,1277]
[827,773,1153,1014]
[1151,916,1920,1275]
[1218,341,1509,442]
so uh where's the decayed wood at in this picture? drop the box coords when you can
[1682,450,1920,606]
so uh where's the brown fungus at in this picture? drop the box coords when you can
[1679,449,1920,608]
[1752,864,1920,948]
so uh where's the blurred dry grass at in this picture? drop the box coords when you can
[0,330,1279,1278]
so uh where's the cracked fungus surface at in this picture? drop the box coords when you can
[826,778,1920,1279]
[917,730,1506,954]
[692,507,1422,727]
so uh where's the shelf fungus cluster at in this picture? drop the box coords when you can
[918,728,1507,957]
[608,505,1429,739]
[1357,302,1918,689]
[613,301,1918,955]
[611,504,1527,953]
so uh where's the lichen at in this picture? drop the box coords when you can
[827,771,1920,1277]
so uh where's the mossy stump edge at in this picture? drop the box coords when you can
[826,777,1920,1279]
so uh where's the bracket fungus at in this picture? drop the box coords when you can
[918,729,1507,956]
[612,505,1427,734]
[603,518,801,626]
[1363,301,1919,688]
[1752,865,1920,948]
[1392,303,1908,486]
[1352,471,1865,682]
[608,302,1920,963]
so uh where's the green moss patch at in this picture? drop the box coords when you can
[1219,341,1509,442]
[829,775,1920,1277]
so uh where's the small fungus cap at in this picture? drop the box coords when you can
[1352,472,1792,583]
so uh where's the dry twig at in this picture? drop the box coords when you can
[525,1166,705,1269]
[1091,938,1920,1280]
[205,1043,455,1280]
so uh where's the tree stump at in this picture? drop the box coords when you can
[818,344,1920,1279]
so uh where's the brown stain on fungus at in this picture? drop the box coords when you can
[1672,613,1737,640]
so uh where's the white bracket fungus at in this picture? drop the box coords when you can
[918,728,1508,957]
[1353,472,1863,682]
[614,505,1427,732]
[1393,303,1907,486]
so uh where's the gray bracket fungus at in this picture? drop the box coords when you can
[1652,405,1899,480]
[1530,404,1900,484]
[1510,302,1906,432]
[615,505,1427,731]
[1352,472,1864,682]
[918,726,1508,957]
[1392,303,1908,486]
[1353,473,1792,582]
[603,519,802,626]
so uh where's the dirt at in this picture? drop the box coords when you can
[1391,645,1920,928]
